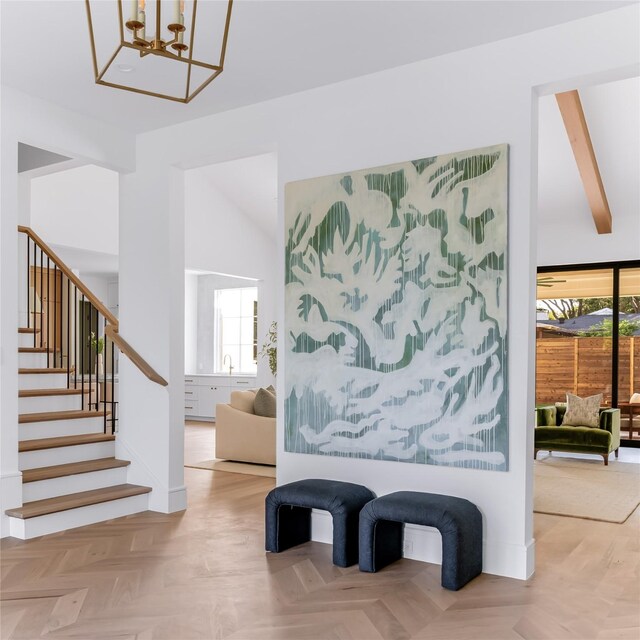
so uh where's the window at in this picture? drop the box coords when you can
[214,287,258,375]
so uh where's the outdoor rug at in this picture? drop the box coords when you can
[185,459,276,478]
[534,456,640,523]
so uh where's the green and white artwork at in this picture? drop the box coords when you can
[284,144,508,470]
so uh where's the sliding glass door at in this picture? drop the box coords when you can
[536,261,640,446]
[618,267,640,441]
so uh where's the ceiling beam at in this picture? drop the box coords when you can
[555,89,612,234]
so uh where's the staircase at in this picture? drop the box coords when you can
[6,227,165,540]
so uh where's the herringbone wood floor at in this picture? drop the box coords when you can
[1,423,639,640]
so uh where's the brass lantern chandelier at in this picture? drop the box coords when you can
[85,0,233,103]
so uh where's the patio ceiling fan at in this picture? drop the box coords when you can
[536,276,567,288]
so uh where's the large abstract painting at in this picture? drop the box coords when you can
[284,144,509,470]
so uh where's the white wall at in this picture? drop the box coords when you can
[0,86,134,537]
[184,273,198,373]
[185,170,277,385]
[537,77,640,266]
[123,4,638,580]
[30,165,119,256]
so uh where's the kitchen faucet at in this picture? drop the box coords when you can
[223,354,234,375]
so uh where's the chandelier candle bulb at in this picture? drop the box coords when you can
[178,13,184,44]
[138,8,145,40]
[130,0,137,21]
[173,0,181,25]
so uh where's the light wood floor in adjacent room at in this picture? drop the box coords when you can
[1,423,639,640]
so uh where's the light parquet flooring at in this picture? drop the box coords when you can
[1,425,639,640]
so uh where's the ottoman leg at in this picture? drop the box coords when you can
[266,504,311,553]
[332,510,361,567]
[359,516,403,573]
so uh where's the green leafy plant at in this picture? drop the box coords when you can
[578,318,640,337]
[88,331,104,354]
[260,321,277,376]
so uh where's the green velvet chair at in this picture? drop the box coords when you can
[534,405,621,465]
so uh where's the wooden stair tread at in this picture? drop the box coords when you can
[19,388,89,397]
[18,327,40,334]
[18,347,49,353]
[19,368,66,374]
[19,433,115,452]
[5,484,151,519]
[22,458,130,483]
[19,409,110,424]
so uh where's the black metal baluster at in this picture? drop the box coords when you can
[46,256,50,367]
[40,247,43,349]
[67,277,71,388]
[74,286,78,390]
[103,318,107,432]
[26,236,30,336]
[81,294,85,406]
[53,264,58,368]
[111,336,115,433]
[89,303,93,411]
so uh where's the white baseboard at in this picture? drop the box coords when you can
[310,510,536,580]
[0,472,23,538]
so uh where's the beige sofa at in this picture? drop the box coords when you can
[215,390,276,465]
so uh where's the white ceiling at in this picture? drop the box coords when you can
[189,153,277,239]
[537,76,640,238]
[1,1,633,134]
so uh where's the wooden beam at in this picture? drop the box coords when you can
[555,90,612,234]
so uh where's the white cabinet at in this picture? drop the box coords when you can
[184,375,256,420]
[198,384,228,419]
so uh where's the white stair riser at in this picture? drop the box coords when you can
[23,467,129,502]
[19,373,68,390]
[19,394,84,413]
[18,333,39,348]
[18,352,48,368]
[20,416,107,441]
[8,493,149,540]
[19,441,115,470]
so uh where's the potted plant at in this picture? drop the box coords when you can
[260,321,277,377]
[89,331,105,373]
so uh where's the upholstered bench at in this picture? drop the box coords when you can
[265,479,376,567]
[358,491,483,590]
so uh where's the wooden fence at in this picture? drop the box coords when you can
[536,336,640,405]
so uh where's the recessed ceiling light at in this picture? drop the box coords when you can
[116,64,134,73]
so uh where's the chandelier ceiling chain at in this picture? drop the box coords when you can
[85,0,233,103]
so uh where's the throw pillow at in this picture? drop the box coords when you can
[267,384,276,395]
[254,388,276,418]
[561,393,602,428]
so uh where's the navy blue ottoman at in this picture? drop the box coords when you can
[265,479,375,567]
[359,491,483,590]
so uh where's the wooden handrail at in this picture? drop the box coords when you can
[19,225,167,388]
[105,325,168,386]
[18,225,118,326]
